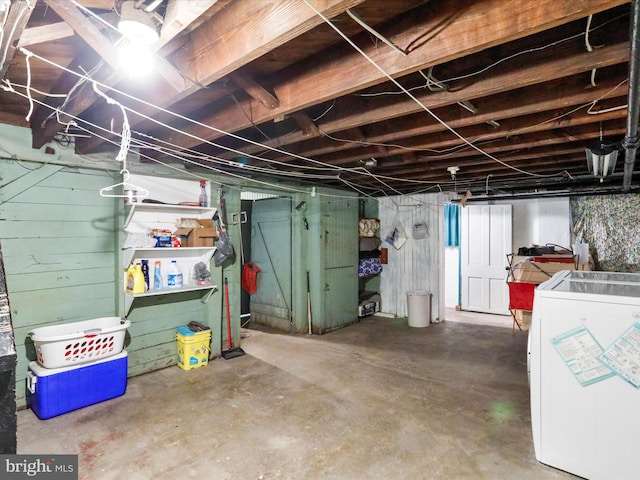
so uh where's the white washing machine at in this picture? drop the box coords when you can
[529,270,640,480]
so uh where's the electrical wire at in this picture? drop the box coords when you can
[346,9,407,56]
[228,91,273,143]
[5,72,576,192]
[13,48,466,190]
[91,82,131,163]
[2,75,435,193]
[319,129,503,156]
[17,48,372,175]
[70,0,121,35]
[8,6,618,195]
[433,77,630,154]
[585,15,598,87]
[353,13,627,97]
[586,78,628,114]
[1,85,374,198]
[302,0,571,180]
[22,48,34,121]
[131,129,340,180]
[311,99,336,122]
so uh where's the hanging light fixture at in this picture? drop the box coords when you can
[585,123,619,181]
[118,0,161,45]
[360,158,377,167]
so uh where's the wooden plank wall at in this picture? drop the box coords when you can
[0,161,222,407]
[1,161,118,407]
[377,193,447,321]
[320,195,358,332]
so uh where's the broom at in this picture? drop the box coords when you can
[222,277,245,359]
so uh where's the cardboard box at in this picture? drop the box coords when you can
[512,261,590,284]
[174,218,217,247]
[27,351,128,420]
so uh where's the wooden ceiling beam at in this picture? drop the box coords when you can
[289,112,319,137]
[230,73,279,109]
[383,109,628,160]
[18,13,117,47]
[18,18,74,47]
[158,0,220,50]
[374,127,627,178]
[31,0,215,148]
[168,0,367,102]
[279,113,626,174]
[351,154,599,188]
[74,0,364,154]
[155,0,627,154]
[42,0,122,72]
[383,149,590,177]
[332,114,626,166]
[215,41,629,162]
[261,79,628,165]
[0,0,34,78]
[314,46,629,138]
[45,0,186,92]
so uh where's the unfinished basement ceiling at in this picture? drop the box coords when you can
[0,0,638,196]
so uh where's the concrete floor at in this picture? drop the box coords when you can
[444,307,515,330]
[17,316,576,480]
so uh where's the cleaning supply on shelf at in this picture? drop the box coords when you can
[167,260,183,288]
[125,263,135,291]
[153,261,162,290]
[126,263,145,294]
[199,180,208,207]
[141,259,149,291]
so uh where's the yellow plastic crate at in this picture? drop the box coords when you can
[176,326,211,370]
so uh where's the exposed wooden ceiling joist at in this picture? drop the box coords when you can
[73,0,367,154]
[0,0,34,78]
[0,0,635,195]
[152,0,628,157]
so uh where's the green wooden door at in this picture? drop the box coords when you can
[250,197,292,331]
[321,197,359,331]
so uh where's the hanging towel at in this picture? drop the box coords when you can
[444,203,460,247]
[241,262,261,294]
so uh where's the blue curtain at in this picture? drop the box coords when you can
[444,203,460,247]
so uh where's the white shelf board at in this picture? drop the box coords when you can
[124,284,217,316]
[124,203,217,231]
[123,246,215,268]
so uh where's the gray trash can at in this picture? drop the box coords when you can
[407,291,431,327]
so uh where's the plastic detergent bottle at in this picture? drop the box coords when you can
[167,260,183,288]
[153,260,162,290]
[125,263,136,292]
[127,263,145,294]
[199,180,208,207]
[141,259,150,291]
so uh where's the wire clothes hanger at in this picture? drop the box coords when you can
[99,168,149,198]
[93,82,149,200]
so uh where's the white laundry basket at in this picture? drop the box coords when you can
[28,317,130,368]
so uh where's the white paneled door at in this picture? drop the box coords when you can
[460,204,512,314]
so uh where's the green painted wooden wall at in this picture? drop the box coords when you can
[309,191,359,333]
[0,161,228,408]
[0,157,359,408]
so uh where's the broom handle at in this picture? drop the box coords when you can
[225,277,233,349]
[307,270,312,335]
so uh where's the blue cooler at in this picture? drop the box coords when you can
[27,351,128,420]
